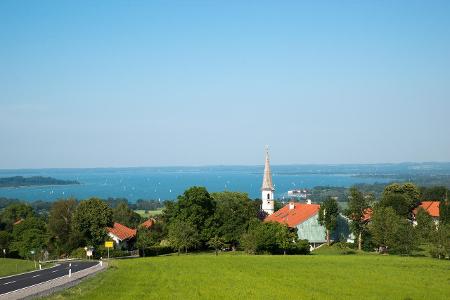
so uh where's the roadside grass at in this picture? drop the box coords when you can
[0,258,39,277]
[45,254,450,300]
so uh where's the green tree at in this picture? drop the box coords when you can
[420,186,447,201]
[10,217,48,259]
[318,197,339,245]
[430,224,450,259]
[439,195,450,225]
[380,183,420,218]
[168,220,200,255]
[240,220,301,255]
[415,207,435,243]
[112,202,142,228]
[370,206,397,250]
[369,205,417,254]
[0,231,10,254]
[163,187,215,244]
[346,187,370,250]
[48,199,78,256]
[0,203,34,232]
[72,198,113,246]
[211,191,259,249]
[207,235,225,256]
[136,227,154,255]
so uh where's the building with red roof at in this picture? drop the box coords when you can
[107,222,137,248]
[140,218,155,229]
[265,201,351,248]
[414,201,440,218]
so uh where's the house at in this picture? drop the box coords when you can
[107,222,137,249]
[413,201,440,225]
[265,201,351,249]
[140,218,155,229]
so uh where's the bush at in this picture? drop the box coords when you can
[289,239,310,255]
[70,247,88,259]
[94,246,130,259]
[139,246,174,257]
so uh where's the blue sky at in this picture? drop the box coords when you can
[1,1,450,168]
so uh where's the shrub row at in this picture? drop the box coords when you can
[139,246,174,257]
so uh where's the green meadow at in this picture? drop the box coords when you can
[134,209,163,218]
[47,253,450,300]
[0,258,38,277]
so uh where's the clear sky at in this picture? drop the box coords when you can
[1,1,450,168]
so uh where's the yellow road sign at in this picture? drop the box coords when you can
[105,241,114,248]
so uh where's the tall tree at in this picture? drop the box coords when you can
[318,197,339,245]
[10,217,48,259]
[439,192,450,225]
[48,199,78,255]
[112,202,142,228]
[72,198,113,246]
[0,203,34,231]
[168,220,200,255]
[211,191,259,249]
[163,187,215,244]
[415,207,435,243]
[380,183,420,218]
[347,187,370,250]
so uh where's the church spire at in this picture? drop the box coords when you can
[261,146,275,215]
[262,146,274,191]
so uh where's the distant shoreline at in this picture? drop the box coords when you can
[0,176,80,188]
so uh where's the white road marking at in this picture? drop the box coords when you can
[32,275,40,278]
[3,281,16,285]
[52,270,58,273]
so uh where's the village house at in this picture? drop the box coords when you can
[261,148,351,249]
[413,201,440,225]
[106,218,156,249]
[107,222,137,249]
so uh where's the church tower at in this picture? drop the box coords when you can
[261,146,275,215]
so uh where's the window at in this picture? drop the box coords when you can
[267,193,270,200]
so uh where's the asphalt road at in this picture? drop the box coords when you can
[0,261,98,295]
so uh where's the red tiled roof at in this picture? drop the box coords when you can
[414,201,440,218]
[265,203,320,227]
[107,222,137,241]
[140,218,155,229]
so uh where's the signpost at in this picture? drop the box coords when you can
[105,241,113,259]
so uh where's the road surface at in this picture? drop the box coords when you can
[0,261,98,296]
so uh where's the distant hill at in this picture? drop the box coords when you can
[0,176,80,188]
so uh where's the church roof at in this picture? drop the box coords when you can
[265,202,320,227]
[261,148,274,191]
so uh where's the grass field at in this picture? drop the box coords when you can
[46,253,450,300]
[0,258,38,277]
[134,209,163,218]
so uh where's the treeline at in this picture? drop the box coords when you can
[0,188,309,260]
[0,197,165,215]
[342,184,450,258]
[309,182,450,203]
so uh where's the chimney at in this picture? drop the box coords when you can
[289,201,295,210]
[306,199,312,205]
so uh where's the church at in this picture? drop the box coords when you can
[262,148,351,248]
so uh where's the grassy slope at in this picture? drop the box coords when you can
[0,258,37,277]
[134,209,163,218]
[47,254,450,300]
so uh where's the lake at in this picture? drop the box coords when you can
[0,165,393,202]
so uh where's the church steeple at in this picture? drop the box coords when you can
[262,146,274,191]
[261,146,275,215]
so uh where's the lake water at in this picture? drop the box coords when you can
[0,166,392,202]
